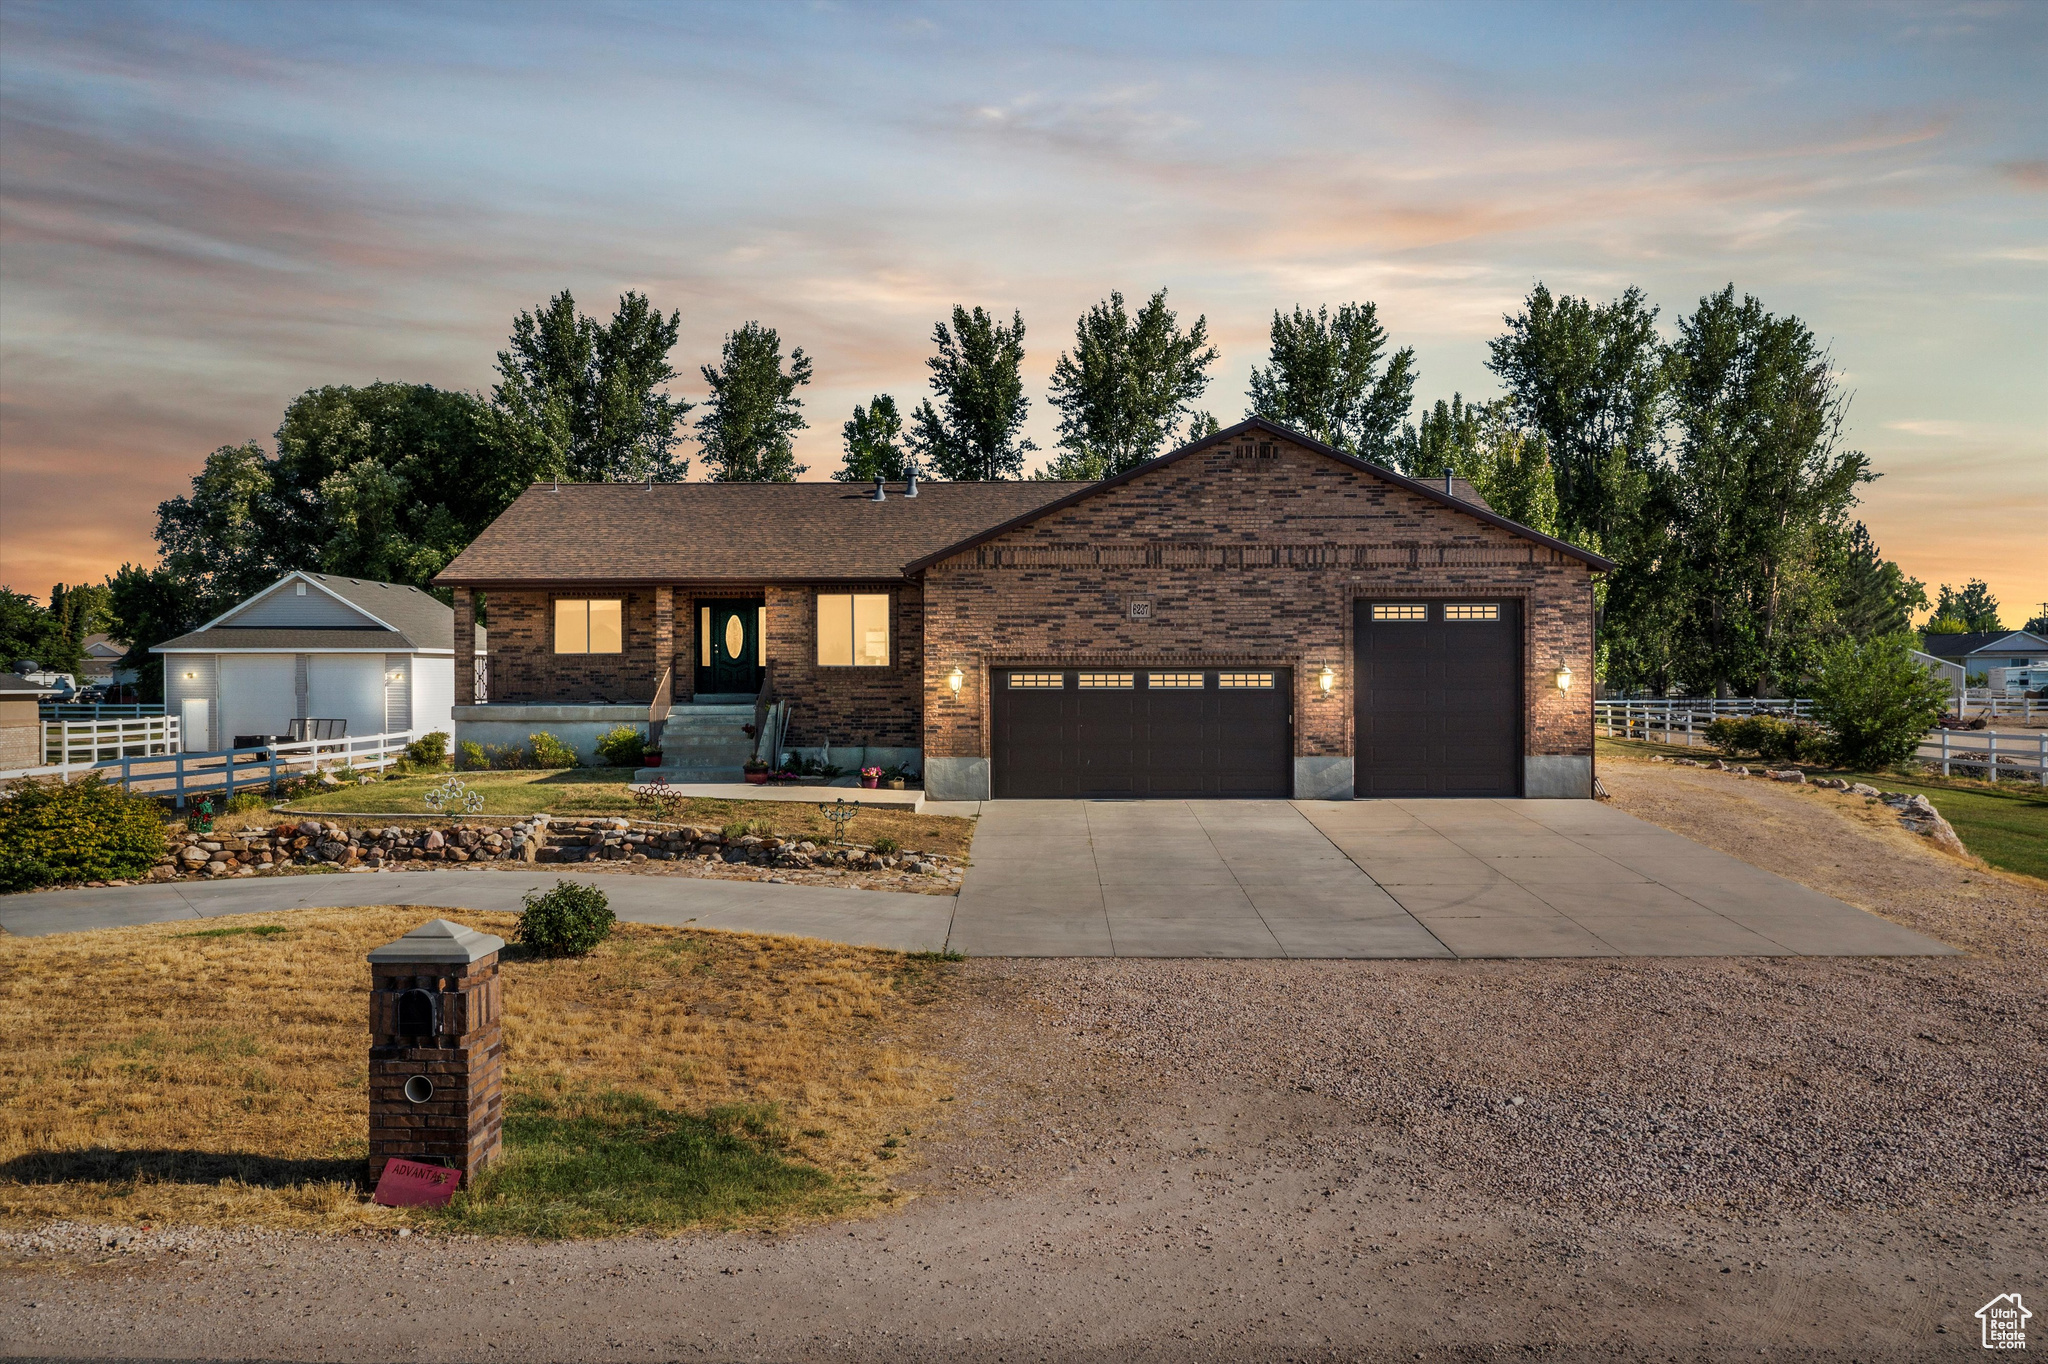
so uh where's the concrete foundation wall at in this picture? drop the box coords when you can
[454,703,648,766]
[1524,754,1593,799]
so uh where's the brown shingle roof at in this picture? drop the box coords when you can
[433,481,1091,586]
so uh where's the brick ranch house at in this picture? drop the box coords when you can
[434,417,1610,801]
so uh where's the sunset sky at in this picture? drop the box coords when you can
[3,1,2043,625]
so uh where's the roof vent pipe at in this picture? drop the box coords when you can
[1444,472,1454,497]
[903,463,919,498]
[872,474,887,502]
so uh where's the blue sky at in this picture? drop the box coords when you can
[3,0,2043,621]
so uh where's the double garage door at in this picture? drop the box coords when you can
[991,668,1293,799]
[986,599,1521,800]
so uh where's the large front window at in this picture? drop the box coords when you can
[555,599,622,654]
[816,593,889,667]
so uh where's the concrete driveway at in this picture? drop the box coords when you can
[948,798,1957,959]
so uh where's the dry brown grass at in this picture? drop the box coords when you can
[0,907,957,1232]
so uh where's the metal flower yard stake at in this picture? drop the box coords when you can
[422,775,484,818]
[818,797,859,845]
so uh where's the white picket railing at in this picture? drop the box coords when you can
[43,716,180,770]
[1921,729,2048,785]
[0,729,419,805]
[1954,692,2041,723]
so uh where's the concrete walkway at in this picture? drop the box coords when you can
[0,867,954,952]
[949,798,1957,959]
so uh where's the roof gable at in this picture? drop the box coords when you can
[905,416,1612,572]
[1923,630,2048,656]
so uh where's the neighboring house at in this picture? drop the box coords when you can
[151,572,483,753]
[79,633,138,688]
[435,417,1609,800]
[1909,650,1966,696]
[0,673,59,769]
[1921,630,2048,691]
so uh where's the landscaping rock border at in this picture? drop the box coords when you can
[1641,755,1970,858]
[104,814,962,894]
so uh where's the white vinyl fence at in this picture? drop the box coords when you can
[0,729,418,805]
[43,715,180,770]
[1596,699,2047,785]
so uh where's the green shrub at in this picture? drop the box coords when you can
[1702,715,1825,763]
[721,817,775,841]
[528,732,578,769]
[225,791,270,815]
[1809,632,1953,770]
[870,836,899,854]
[517,881,616,957]
[457,740,490,771]
[0,775,168,890]
[405,731,450,766]
[485,743,531,770]
[594,725,645,768]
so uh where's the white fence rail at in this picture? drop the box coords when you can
[43,716,180,770]
[0,729,418,805]
[1954,692,2041,723]
[39,702,165,721]
[1596,699,2047,785]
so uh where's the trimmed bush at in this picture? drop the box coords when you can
[517,881,616,957]
[405,731,450,766]
[0,775,168,891]
[528,732,579,769]
[457,740,489,771]
[225,791,271,815]
[1809,632,1953,770]
[595,725,645,768]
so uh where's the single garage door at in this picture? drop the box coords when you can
[1354,599,1521,797]
[991,668,1292,799]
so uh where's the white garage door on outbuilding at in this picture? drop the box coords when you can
[219,653,298,746]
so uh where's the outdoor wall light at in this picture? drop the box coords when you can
[1318,664,1336,693]
[947,666,964,694]
[183,671,195,680]
[1555,664,1574,692]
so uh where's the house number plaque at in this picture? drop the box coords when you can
[1127,599,1153,621]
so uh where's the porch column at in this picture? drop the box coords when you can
[454,588,476,706]
[654,586,674,691]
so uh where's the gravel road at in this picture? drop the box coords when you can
[4,757,2042,1361]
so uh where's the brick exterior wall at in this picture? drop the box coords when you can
[484,587,665,705]
[920,436,1597,765]
[367,953,504,1187]
[763,582,924,751]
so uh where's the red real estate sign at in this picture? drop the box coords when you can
[372,1158,460,1207]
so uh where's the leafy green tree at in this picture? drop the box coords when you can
[47,583,114,648]
[1834,523,1927,640]
[1406,393,1483,479]
[2025,606,2048,634]
[0,588,81,675]
[908,306,1036,480]
[1931,580,2002,633]
[836,395,907,483]
[153,440,284,617]
[1808,632,1953,769]
[1245,302,1415,462]
[1463,406,1561,536]
[1188,411,1221,440]
[1045,289,1218,480]
[1486,284,1667,547]
[696,322,812,482]
[491,290,692,483]
[1665,286,1871,696]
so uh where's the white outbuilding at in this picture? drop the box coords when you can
[153,572,483,752]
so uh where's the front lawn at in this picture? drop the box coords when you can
[0,907,959,1236]
[279,768,976,857]
[1598,737,2048,882]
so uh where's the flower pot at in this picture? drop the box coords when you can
[885,777,905,790]
[860,776,880,789]
[745,771,769,785]
[643,752,662,767]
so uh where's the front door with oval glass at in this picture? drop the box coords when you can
[695,598,765,697]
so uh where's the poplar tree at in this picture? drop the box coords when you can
[1045,289,1217,479]
[907,306,1036,480]
[696,322,813,482]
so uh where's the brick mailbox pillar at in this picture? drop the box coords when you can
[366,918,506,1187]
